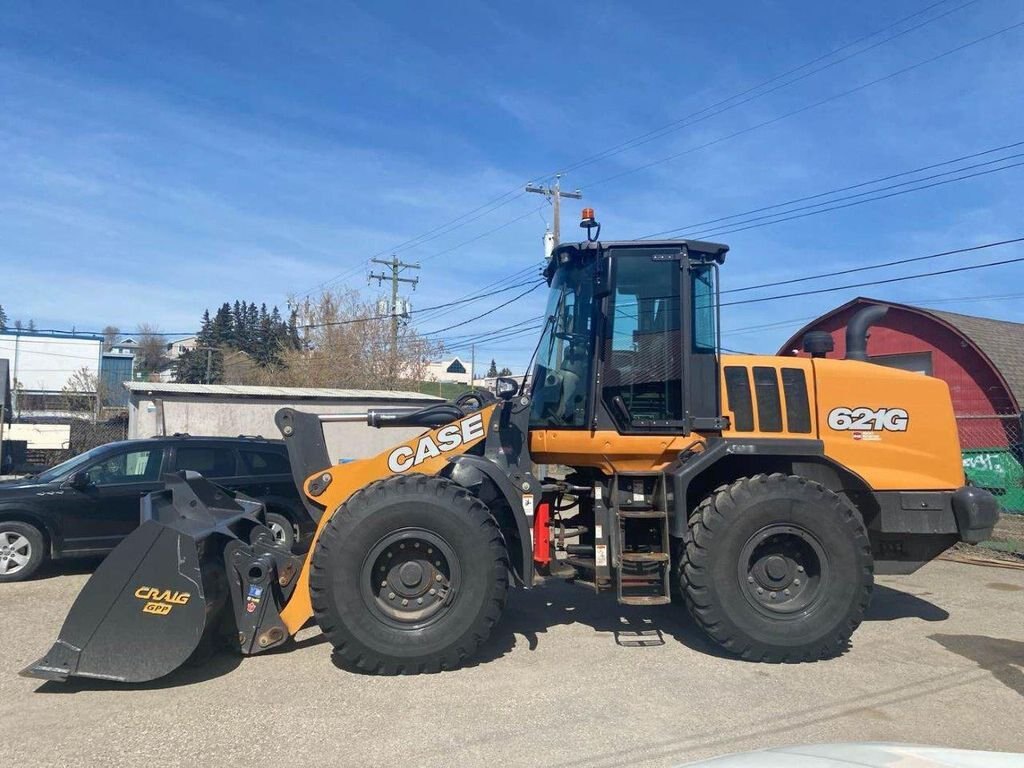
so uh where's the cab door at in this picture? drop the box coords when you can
[60,446,166,554]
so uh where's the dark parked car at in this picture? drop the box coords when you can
[0,435,311,582]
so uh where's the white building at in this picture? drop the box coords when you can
[423,356,473,385]
[164,335,198,360]
[0,331,103,415]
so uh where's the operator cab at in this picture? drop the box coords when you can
[530,228,729,436]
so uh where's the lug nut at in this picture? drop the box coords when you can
[784,589,791,596]
[388,592,395,600]
[797,565,804,573]
[429,588,436,595]
[747,576,754,583]
[756,587,764,595]
[401,599,409,606]
[381,580,388,587]
[435,574,443,582]
[794,578,801,586]
[769,592,776,599]
[417,598,423,605]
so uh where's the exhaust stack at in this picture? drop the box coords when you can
[845,305,888,362]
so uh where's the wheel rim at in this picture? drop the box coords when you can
[0,530,32,576]
[738,524,829,617]
[267,520,289,545]
[361,528,461,629]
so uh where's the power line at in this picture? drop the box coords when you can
[720,241,1024,307]
[302,278,542,329]
[419,282,547,336]
[724,237,1024,295]
[289,1,981,303]
[580,19,1024,190]
[691,160,1024,240]
[557,0,978,177]
[642,140,1024,239]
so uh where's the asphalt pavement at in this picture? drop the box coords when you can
[1,559,1022,767]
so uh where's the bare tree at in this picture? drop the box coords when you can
[246,289,438,390]
[135,324,169,376]
[59,366,108,413]
[102,325,120,352]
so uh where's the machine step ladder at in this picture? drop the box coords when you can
[612,472,672,606]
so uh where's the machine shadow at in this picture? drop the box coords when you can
[470,579,731,667]
[863,584,950,622]
[930,633,1024,696]
[474,579,952,667]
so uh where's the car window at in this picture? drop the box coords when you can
[240,450,290,476]
[85,449,164,485]
[175,446,237,477]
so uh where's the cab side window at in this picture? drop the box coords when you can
[174,446,237,478]
[85,449,163,485]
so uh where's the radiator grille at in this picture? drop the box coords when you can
[724,365,813,434]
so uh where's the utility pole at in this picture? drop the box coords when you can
[525,174,582,256]
[369,256,420,380]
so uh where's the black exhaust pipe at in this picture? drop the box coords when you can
[845,305,888,361]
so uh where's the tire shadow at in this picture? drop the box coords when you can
[864,584,949,622]
[469,580,732,668]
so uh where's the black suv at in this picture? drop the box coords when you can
[0,435,311,582]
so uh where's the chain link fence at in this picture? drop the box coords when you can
[7,413,128,471]
[957,413,1024,514]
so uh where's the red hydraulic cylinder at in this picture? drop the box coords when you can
[533,500,551,567]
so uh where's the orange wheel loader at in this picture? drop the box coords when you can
[23,216,999,682]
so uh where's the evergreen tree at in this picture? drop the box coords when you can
[0,304,7,331]
[210,303,233,346]
[487,359,498,378]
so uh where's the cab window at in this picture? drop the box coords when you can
[603,254,682,425]
[84,448,164,485]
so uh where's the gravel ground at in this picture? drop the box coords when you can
[1,559,1022,767]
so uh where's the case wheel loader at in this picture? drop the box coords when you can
[23,215,1000,682]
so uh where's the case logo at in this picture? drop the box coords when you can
[387,413,486,473]
[827,406,909,432]
[134,586,191,616]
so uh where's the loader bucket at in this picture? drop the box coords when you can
[21,474,266,684]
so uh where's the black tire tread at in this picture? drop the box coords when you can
[310,474,508,674]
[680,473,873,663]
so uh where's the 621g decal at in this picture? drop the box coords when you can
[827,406,909,432]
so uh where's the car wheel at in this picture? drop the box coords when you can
[264,511,297,551]
[0,521,47,583]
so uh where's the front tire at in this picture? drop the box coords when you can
[0,521,47,583]
[681,473,873,662]
[310,475,509,674]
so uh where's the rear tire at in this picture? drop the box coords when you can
[680,473,873,662]
[0,520,46,583]
[310,475,509,674]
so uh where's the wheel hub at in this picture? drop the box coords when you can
[739,525,827,616]
[362,529,459,627]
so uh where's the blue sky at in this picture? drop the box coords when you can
[1,0,1022,371]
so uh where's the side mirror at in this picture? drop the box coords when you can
[495,377,519,401]
[67,471,91,489]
